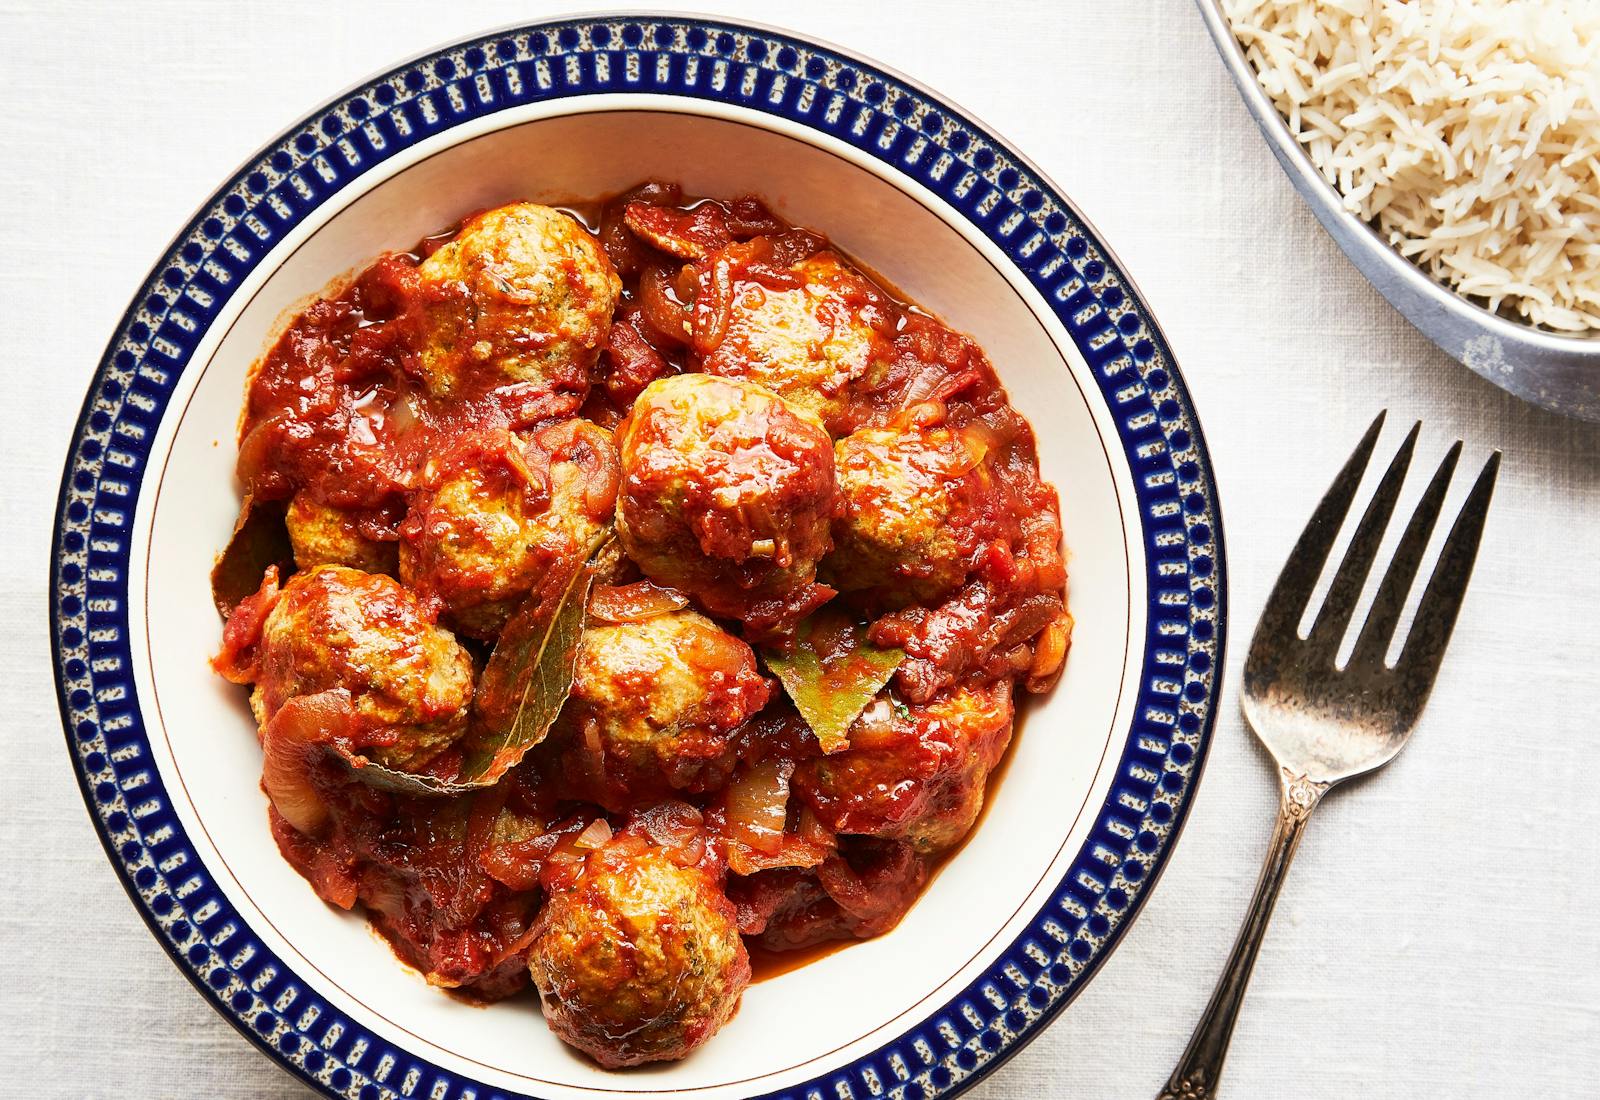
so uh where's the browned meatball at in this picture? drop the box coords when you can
[794,680,1013,854]
[398,421,618,638]
[823,424,1006,608]
[415,202,621,406]
[250,565,474,771]
[529,835,750,1067]
[615,374,837,640]
[554,608,772,809]
[696,247,897,435]
[285,492,397,574]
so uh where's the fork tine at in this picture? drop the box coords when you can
[1346,440,1462,670]
[1253,411,1386,645]
[1393,451,1500,701]
[1306,421,1419,657]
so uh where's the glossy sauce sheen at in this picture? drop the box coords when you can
[212,182,1070,1065]
[745,693,1029,985]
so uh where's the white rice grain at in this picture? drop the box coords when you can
[1226,0,1600,332]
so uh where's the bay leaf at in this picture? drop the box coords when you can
[339,755,481,798]
[211,493,294,617]
[764,609,905,754]
[341,535,611,797]
[473,533,612,749]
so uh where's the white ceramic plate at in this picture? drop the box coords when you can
[53,18,1226,1100]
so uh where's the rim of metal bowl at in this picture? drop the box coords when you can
[1194,0,1600,422]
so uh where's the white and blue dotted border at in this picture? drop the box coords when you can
[50,17,1226,1100]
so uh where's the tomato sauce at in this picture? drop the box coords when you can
[217,181,1070,1019]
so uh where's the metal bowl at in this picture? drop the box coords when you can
[1195,0,1600,422]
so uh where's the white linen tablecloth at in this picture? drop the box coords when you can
[3,2,1597,1096]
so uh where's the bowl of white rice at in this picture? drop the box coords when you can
[1198,0,1600,421]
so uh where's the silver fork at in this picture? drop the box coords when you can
[1158,412,1500,1100]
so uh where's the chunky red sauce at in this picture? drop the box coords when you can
[213,182,1070,1067]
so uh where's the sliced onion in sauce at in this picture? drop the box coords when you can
[691,255,735,355]
[992,594,1065,653]
[845,695,904,750]
[572,818,613,850]
[589,580,690,623]
[725,759,793,856]
[638,265,693,346]
[956,423,1003,470]
[259,690,355,838]
[638,801,707,866]
[235,412,290,491]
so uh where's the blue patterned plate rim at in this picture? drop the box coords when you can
[50,13,1228,1099]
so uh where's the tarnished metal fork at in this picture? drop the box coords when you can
[1158,413,1500,1100]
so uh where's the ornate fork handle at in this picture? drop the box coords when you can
[1156,769,1330,1100]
